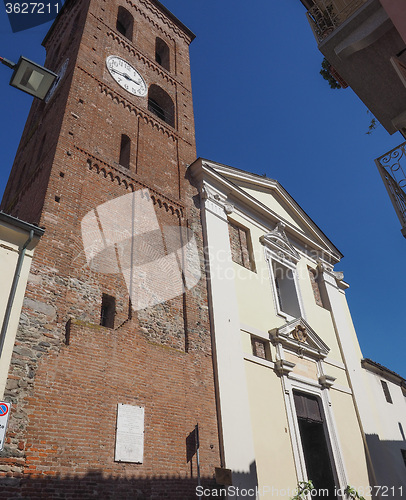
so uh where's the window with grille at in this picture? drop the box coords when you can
[148,85,175,127]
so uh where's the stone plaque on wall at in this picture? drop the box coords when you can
[115,404,144,463]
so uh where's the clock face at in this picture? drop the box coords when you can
[106,56,147,97]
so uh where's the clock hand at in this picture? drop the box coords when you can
[110,68,131,79]
[110,67,141,85]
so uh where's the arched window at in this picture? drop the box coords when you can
[119,134,131,168]
[116,6,133,41]
[148,85,175,127]
[155,38,170,71]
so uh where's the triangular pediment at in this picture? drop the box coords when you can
[260,221,300,263]
[269,317,330,359]
[189,158,343,263]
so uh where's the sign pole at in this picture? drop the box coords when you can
[195,423,201,488]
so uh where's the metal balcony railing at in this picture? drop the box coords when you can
[306,0,368,42]
[375,142,406,236]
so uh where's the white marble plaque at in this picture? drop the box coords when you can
[115,404,144,463]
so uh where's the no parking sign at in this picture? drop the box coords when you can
[0,402,11,451]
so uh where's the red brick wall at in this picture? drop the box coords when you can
[308,267,324,308]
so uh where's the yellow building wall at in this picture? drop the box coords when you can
[245,360,298,497]
[330,389,372,496]
[238,185,306,234]
[227,207,371,496]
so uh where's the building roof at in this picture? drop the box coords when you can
[362,357,406,385]
[0,211,45,237]
[190,157,344,263]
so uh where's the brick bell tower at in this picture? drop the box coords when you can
[0,0,220,497]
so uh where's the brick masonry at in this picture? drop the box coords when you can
[228,220,252,271]
[308,267,324,308]
[0,0,221,497]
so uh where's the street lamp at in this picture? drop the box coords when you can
[0,55,57,100]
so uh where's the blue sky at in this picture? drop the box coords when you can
[0,1,404,376]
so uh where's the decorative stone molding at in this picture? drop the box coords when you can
[317,260,333,274]
[275,359,296,377]
[292,324,307,343]
[333,271,344,281]
[319,374,336,389]
[270,317,330,360]
[260,221,300,263]
[224,203,234,215]
[317,260,348,290]
[199,181,227,204]
[199,186,228,220]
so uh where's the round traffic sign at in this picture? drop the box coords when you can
[0,404,9,417]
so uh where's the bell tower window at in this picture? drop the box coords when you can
[119,134,131,169]
[148,84,175,127]
[116,6,133,41]
[155,37,170,71]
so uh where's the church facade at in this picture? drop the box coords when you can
[190,158,373,498]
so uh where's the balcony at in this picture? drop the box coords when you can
[375,142,406,237]
[302,0,406,135]
[306,0,369,41]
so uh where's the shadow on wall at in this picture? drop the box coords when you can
[0,470,220,500]
[232,461,258,498]
[366,434,406,492]
[0,466,260,499]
